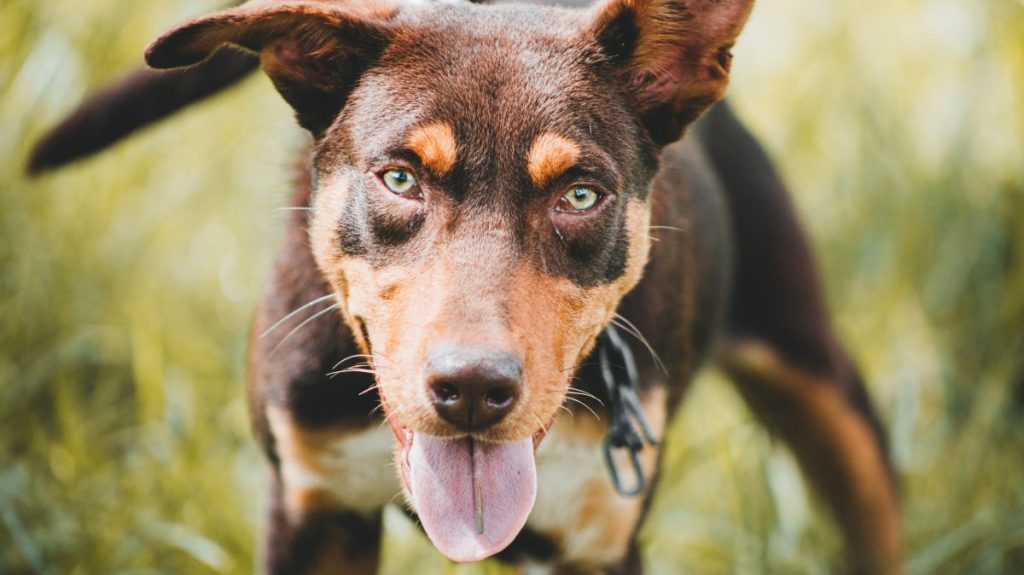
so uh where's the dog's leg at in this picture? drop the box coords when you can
[720,341,898,574]
[263,473,383,575]
[699,101,900,573]
[258,404,395,575]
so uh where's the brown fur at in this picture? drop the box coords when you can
[721,340,901,573]
[31,1,901,573]
[589,0,755,143]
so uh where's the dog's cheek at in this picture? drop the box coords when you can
[569,199,651,350]
[509,200,652,434]
[347,262,441,432]
[309,171,376,328]
[616,199,653,292]
[580,199,652,327]
[310,171,356,279]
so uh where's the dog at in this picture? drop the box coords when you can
[29,0,901,572]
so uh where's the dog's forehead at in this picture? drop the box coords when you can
[340,4,633,169]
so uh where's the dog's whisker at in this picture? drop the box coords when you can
[330,360,374,371]
[561,360,603,373]
[373,407,412,433]
[564,395,601,420]
[559,362,585,373]
[327,367,378,379]
[566,387,604,406]
[332,361,390,378]
[333,369,377,377]
[612,314,668,375]
[387,489,407,507]
[371,399,395,423]
[338,364,377,373]
[531,414,550,437]
[260,293,336,339]
[648,224,688,233]
[375,418,392,434]
[331,354,376,370]
[357,383,381,396]
[275,206,313,212]
[269,303,341,355]
[374,396,414,424]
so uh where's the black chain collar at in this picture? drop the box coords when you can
[598,323,659,497]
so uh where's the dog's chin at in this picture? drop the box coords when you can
[389,419,552,563]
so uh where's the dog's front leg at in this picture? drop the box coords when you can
[258,405,398,575]
[263,471,383,575]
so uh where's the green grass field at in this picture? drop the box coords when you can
[2,0,1023,572]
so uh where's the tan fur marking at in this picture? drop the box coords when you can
[359,0,398,19]
[406,121,457,177]
[266,407,398,520]
[529,387,666,568]
[722,341,900,575]
[527,132,580,187]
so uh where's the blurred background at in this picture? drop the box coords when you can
[1,0,1022,572]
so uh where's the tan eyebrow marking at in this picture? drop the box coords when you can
[527,132,580,188]
[406,121,457,177]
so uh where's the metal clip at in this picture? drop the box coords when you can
[600,323,658,497]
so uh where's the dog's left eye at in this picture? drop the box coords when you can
[556,186,602,213]
[380,169,419,196]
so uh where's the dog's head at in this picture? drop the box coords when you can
[148,0,752,561]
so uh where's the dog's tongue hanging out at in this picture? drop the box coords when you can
[408,434,537,562]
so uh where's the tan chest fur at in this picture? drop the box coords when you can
[267,407,401,519]
[267,387,665,568]
[527,387,666,568]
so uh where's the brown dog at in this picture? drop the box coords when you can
[30,0,900,573]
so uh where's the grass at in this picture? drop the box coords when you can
[2,0,1023,573]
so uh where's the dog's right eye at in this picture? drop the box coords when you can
[379,169,420,198]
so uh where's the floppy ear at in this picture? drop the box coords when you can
[145,0,397,135]
[590,0,754,146]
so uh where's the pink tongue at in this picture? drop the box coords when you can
[408,434,536,562]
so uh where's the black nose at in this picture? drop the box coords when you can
[426,347,523,432]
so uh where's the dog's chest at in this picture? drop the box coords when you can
[267,397,663,568]
[525,415,653,567]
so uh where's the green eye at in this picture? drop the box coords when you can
[381,169,418,195]
[557,186,601,213]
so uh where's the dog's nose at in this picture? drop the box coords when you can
[426,347,523,432]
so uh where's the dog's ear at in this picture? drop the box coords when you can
[146,1,397,135]
[589,0,754,146]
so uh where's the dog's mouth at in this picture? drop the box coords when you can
[388,415,551,562]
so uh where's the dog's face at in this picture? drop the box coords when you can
[311,6,658,442]
[147,0,752,562]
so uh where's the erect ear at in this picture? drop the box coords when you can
[589,0,754,146]
[145,0,397,135]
